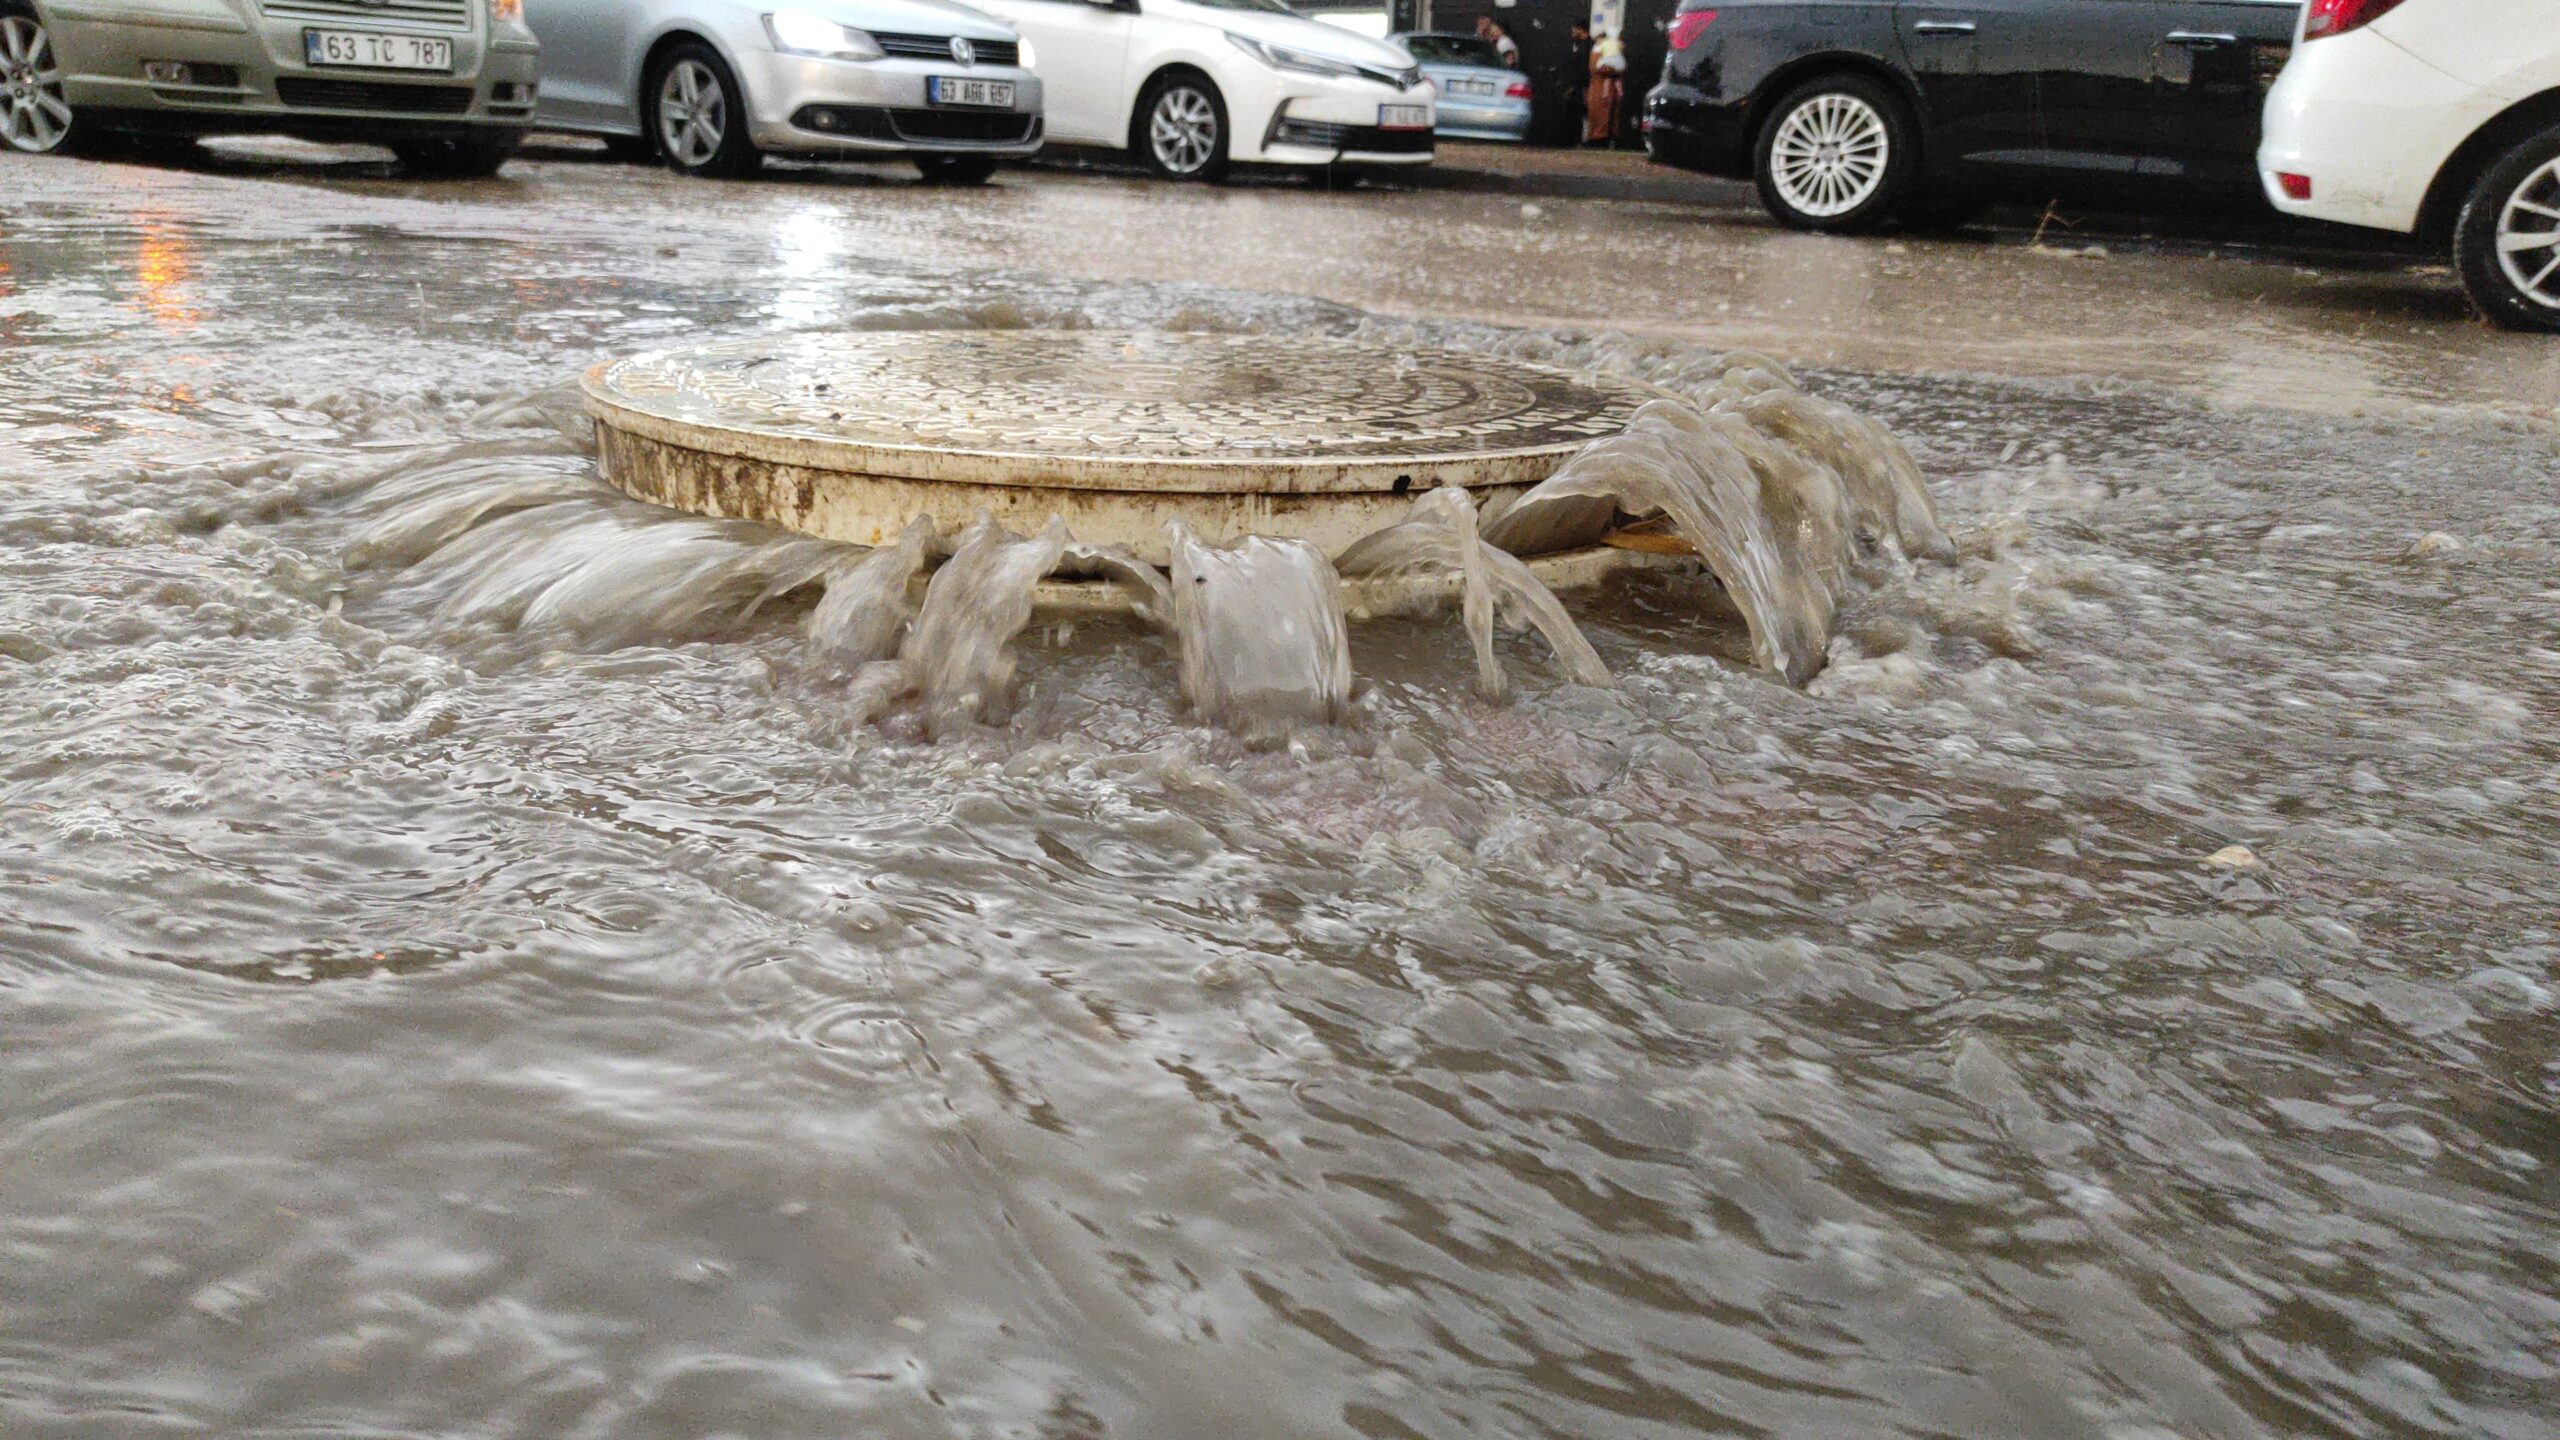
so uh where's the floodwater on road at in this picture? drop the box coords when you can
[2,152,2557,1440]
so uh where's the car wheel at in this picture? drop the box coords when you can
[1752,73,1914,234]
[391,136,518,178]
[1135,72,1226,182]
[914,153,998,185]
[2453,124,2560,333]
[0,2,76,156]
[649,43,761,179]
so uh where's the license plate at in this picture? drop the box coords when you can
[1449,79,1498,96]
[928,77,1014,109]
[1379,103,1430,130]
[304,29,453,72]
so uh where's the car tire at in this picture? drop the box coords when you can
[391,136,518,179]
[648,42,761,179]
[1134,71,1227,182]
[599,133,656,164]
[2452,124,2560,333]
[1751,73,1915,235]
[0,1,77,156]
[914,153,999,185]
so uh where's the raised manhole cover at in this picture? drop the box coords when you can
[583,330,1675,564]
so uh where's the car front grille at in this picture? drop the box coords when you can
[259,0,474,34]
[872,32,1021,67]
[275,77,475,113]
[1271,120,1434,155]
[790,105,1039,146]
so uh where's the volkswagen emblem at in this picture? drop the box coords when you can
[949,36,975,66]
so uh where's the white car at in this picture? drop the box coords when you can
[966,0,1432,180]
[2260,0,2560,331]
[527,0,1043,182]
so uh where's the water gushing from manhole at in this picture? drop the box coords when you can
[358,332,1947,733]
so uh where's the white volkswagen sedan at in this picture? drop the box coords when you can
[2260,0,2560,331]
[528,0,1042,182]
[968,0,1433,180]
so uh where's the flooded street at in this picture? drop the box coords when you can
[4,147,2559,1440]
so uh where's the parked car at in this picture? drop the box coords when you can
[968,0,1433,182]
[526,0,1042,182]
[2262,0,2560,332]
[1641,0,2299,233]
[1392,31,1529,143]
[0,0,537,174]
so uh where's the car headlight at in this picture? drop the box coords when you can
[1017,35,1036,70]
[1224,33,1363,81]
[764,10,886,60]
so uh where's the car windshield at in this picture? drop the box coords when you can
[1398,34,1501,66]
[1179,0,1303,13]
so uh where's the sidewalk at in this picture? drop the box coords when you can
[1402,140,1750,207]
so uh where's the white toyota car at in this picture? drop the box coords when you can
[2260,0,2560,331]
[965,0,1433,181]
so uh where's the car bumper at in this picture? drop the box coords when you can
[735,51,1043,156]
[52,6,537,135]
[1237,79,1434,166]
[2257,28,2482,234]
[1434,99,1530,143]
[1640,81,1749,176]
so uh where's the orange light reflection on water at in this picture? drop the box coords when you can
[132,216,203,332]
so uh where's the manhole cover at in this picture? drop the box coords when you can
[583,331,1674,563]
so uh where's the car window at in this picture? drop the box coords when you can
[1400,34,1502,66]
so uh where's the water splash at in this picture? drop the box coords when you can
[899,513,1071,733]
[1167,521,1351,741]
[1337,488,1610,696]
[1485,400,1833,683]
[805,516,933,671]
[1725,387,1954,562]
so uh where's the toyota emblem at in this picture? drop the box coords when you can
[949,36,975,66]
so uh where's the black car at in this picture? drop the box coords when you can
[1642,0,2300,232]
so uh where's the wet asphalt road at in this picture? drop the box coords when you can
[4,138,2560,1440]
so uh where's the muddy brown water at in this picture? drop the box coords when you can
[3,153,2558,1440]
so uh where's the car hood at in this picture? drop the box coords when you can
[797,0,1022,42]
[1180,7,1416,71]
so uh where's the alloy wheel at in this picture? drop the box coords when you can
[1149,86,1217,176]
[1767,92,1888,220]
[2495,156,2560,311]
[658,59,727,170]
[1,13,72,155]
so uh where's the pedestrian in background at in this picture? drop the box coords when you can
[1585,29,1625,146]
[1563,21,1593,136]
[1475,15,1521,68]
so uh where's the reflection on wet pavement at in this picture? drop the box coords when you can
[1,148,2557,1440]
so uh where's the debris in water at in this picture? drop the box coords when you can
[2205,845,2263,870]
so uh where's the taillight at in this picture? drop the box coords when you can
[2277,172,2312,200]
[1668,9,1719,51]
[2303,0,2407,39]
[1505,80,1531,99]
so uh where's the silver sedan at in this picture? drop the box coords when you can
[528,0,1042,183]
[2,0,537,174]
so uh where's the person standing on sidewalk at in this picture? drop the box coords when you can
[1562,22,1592,137]
[1475,15,1521,68]
[1585,29,1625,146]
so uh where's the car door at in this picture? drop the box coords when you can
[1892,0,2053,173]
[1895,0,2167,178]
[523,0,641,131]
[974,0,1134,146]
[2029,0,2167,176]
[2146,0,2297,190]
